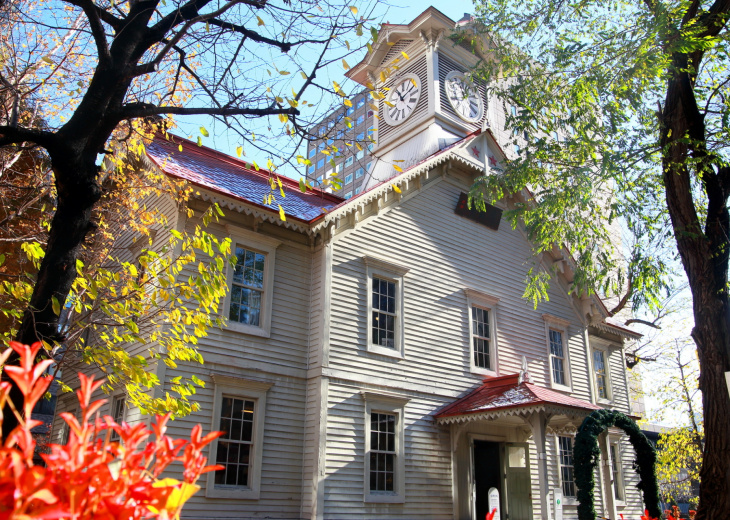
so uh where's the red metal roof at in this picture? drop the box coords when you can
[435,374,601,420]
[145,133,344,222]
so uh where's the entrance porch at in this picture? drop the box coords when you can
[435,373,603,520]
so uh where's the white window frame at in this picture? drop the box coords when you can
[464,289,500,377]
[364,255,410,359]
[556,435,578,503]
[223,228,281,338]
[543,314,572,392]
[361,391,410,503]
[206,373,273,500]
[608,437,625,505]
[591,337,615,403]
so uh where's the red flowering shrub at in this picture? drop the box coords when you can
[0,341,221,519]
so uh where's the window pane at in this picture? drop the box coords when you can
[559,436,576,497]
[215,397,255,489]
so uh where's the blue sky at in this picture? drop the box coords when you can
[174,1,478,176]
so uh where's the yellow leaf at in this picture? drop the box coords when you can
[344,98,353,107]
[349,6,358,15]
[345,40,351,50]
[279,70,290,75]
[236,146,243,157]
[387,42,395,46]
[278,204,287,221]
[199,127,209,137]
[401,51,410,60]
[300,71,308,79]
[393,165,403,173]
[410,77,417,88]
[384,100,395,108]
[355,143,363,151]
[279,113,289,123]
[342,59,350,70]
[333,81,341,93]
[178,144,183,152]
[369,103,378,111]
[391,184,402,193]
[257,16,265,26]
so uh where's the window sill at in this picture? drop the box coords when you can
[471,367,498,378]
[206,485,260,500]
[223,319,271,338]
[364,492,405,504]
[615,500,627,508]
[550,382,573,394]
[597,397,613,406]
[368,344,404,359]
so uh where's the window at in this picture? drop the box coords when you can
[356,114,365,126]
[544,314,571,390]
[345,191,352,199]
[511,105,517,116]
[345,173,353,184]
[472,307,492,370]
[318,127,325,136]
[328,120,335,129]
[366,161,372,171]
[610,441,624,501]
[367,143,374,152]
[307,165,315,175]
[345,156,354,167]
[356,132,365,141]
[336,129,345,140]
[224,230,280,337]
[370,413,395,491]
[317,143,324,153]
[326,138,334,145]
[356,97,366,109]
[335,162,343,173]
[355,187,362,194]
[110,395,126,442]
[355,168,364,179]
[550,330,566,385]
[514,144,521,155]
[465,289,499,375]
[362,391,409,503]
[229,247,265,327]
[308,147,315,158]
[317,158,324,169]
[356,150,364,160]
[206,374,272,500]
[346,106,354,116]
[558,436,576,498]
[593,349,609,400]
[364,256,409,358]
[367,110,374,118]
[316,175,323,184]
[372,278,396,348]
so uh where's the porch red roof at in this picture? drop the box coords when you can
[435,374,601,423]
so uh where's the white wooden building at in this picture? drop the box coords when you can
[52,7,647,520]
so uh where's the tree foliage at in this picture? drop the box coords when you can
[467,0,730,515]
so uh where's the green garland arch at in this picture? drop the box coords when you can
[574,409,661,520]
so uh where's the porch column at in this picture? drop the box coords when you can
[525,412,552,520]
[598,433,618,520]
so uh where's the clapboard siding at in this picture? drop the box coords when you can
[323,382,454,519]
[328,179,591,400]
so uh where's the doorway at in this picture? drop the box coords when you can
[473,440,503,520]
[505,443,533,520]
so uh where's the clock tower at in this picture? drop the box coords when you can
[346,8,492,190]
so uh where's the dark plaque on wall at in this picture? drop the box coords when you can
[454,192,502,231]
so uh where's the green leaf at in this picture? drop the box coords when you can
[52,296,61,316]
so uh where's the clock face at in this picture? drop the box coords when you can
[445,71,483,123]
[384,73,421,126]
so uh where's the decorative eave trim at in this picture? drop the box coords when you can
[591,321,642,340]
[436,403,596,425]
[311,140,482,235]
[363,255,410,276]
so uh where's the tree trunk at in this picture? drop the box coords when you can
[661,52,730,519]
[2,150,101,438]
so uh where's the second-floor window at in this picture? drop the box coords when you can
[372,277,396,349]
[593,349,609,399]
[549,329,566,386]
[471,307,492,370]
[558,436,576,498]
[230,247,265,327]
